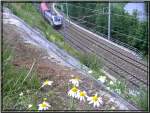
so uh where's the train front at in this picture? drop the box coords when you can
[40,2,63,29]
[52,15,63,29]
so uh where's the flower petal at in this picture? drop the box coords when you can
[89,100,94,104]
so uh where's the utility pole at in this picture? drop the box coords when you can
[61,3,66,40]
[108,1,111,40]
[66,0,70,25]
[66,1,69,20]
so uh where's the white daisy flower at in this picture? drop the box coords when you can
[110,106,116,110]
[88,70,93,74]
[69,77,81,87]
[77,90,87,102]
[26,90,30,93]
[128,89,139,96]
[118,81,121,84]
[38,101,51,110]
[19,92,23,96]
[87,93,103,108]
[70,74,74,77]
[109,81,114,85]
[115,89,121,94]
[109,97,115,102]
[106,87,110,90]
[68,86,79,98]
[98,76,106,83]
[41,80,53,87]
[28,104,32,109]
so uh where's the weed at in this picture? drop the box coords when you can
[2,43,40,110]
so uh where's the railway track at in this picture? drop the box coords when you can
[57,26,146,88]
[56,19,148,89]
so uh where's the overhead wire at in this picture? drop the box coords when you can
[67,3,139,20]
[67,3,105,13]
[58,3,147,56]
[68,15,147,44]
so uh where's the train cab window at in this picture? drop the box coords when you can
[47,9,51,12]
[54,17,61,22]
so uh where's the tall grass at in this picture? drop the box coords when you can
[79,53,102,71]
[78,53,105,78]
[2,43,40,110]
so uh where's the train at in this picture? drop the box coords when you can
[40,2,63,29]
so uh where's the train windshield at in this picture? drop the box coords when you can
[54,16,61,22]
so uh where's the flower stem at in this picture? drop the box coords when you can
[71,97,74,110]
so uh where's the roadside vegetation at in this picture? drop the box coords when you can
[2,42,40,110]
[3,2,148,111]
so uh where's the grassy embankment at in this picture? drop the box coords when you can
[2,42,41,110]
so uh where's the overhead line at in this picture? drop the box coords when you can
[69,15,147,44]
[67,3,105,13]
[66,3,139,20]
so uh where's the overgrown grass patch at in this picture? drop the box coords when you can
[2,43,41,110]
[78,53,105,79]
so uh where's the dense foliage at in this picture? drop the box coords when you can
[57,3,148,60]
